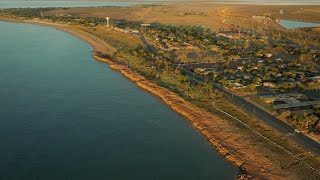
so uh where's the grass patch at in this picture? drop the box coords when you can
[250,96,273,111]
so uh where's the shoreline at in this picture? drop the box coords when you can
[0,17,293,179]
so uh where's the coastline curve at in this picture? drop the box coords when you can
[0,17,297,179]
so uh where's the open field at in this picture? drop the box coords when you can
[45,3,320,30]
[75,25,142,50]
[223,5,320,23]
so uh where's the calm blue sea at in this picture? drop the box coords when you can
[0,21,237,179]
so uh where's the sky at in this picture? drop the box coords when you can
[5,0,320,5]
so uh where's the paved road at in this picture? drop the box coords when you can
[138,31,159,56]
[138,32,320,155]
[181,68,320,155]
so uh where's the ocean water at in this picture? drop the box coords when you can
[0,21,237,179]
[0,1,156,9]
[279,20,320,29]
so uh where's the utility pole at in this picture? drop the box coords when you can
[278,9,284,38]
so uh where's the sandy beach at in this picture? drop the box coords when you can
[0,16,296,179]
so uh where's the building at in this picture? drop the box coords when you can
[252,16,272,21]
[265,53,272,58]
[259,96,277,103]
[217,32,243,39]
[291,109,314,116]
[263,82,276,88]
[141,24,151,27]
[230,82,244,89]
[259,93,306,104]
[275,100,320,111]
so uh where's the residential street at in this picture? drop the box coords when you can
[182,68,320,155]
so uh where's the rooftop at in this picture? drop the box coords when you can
[275,100,320,109]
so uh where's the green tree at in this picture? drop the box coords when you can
[304,115,319,129]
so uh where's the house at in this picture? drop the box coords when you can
[316,123,320,131]
[265,53,273,58]
[310,76,320,82]
[243,74,252,79]
[237,66,244,71]
[252,16,272,21]
[183,42,199,50]
[141,24,151,27]
[195,68,206,73]
[263,82,276,88]
[259,95,277,103]
[260,92,309,105]
[217,32,243,39]
[185,45,199,50]
[275,100,320,110]
[210,45,220,51]
[131,30,140,34]
[291,109,314,116]
[113,27,139,34]
[230,82,244,89]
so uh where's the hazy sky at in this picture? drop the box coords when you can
[8,0,320,5]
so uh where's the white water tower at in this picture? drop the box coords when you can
[280,9,284,15]
[106,17,110,27]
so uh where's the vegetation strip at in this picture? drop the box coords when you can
[212,102,320,174]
